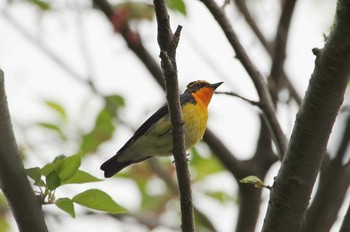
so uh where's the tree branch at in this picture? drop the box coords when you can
[92,0,165,88]
[262,1,350,231]
[233,0,272,53]
[153,1,194,231]
[269,0,298,103]
[302,115,350,231]
[302,158,350,232]
[199,0,288,159]
[340,201,350,232]
[0,70,48,232]
[233,0,302,105]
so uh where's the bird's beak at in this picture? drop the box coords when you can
[209,82,224,90]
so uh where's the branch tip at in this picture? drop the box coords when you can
[312,47,322,56]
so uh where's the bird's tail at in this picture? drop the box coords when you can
[100,155,152,178]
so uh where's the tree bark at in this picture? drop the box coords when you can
[262,1,350,231]
[0,70,48,232]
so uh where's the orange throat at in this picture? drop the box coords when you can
[192,87,215,106]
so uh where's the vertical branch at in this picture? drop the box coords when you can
[0,70,48,232]
[153,1,194,231]
[262,0,350,231]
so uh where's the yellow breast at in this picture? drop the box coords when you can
[182,101,208,148]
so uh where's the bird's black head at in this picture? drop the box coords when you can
[185,80,223,93]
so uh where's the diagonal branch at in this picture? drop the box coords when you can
[233,0,272,53]
[153,1,194,231]
[233,0,302,105]
[0,70,48,232]
[93,0,165,88]
[199,0,288,159]
[262,1,350,231]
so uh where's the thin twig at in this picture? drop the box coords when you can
[153,1,194,231]
[93,0,165,88]
[215,91,261,107]
[233,0,272,53]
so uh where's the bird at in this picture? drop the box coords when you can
[100,80,223,177]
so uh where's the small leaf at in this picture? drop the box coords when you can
[55,198,75,218]
[167,0,186,16]
[62,170,103,185]
[44,100,67,121]
[28,0,51,10]
[41,153,81,183]
[239,175,271,190]
[105,95,125,112]
[41,155,66,176]
[56,153,81,182]
[38,122,66,140]
[25,167,42,184]
[72,189,126,213]
[46,171,61,190]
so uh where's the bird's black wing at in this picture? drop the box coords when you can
[100,92,195,177]
[118,103,169,153]
[118,92,194,153]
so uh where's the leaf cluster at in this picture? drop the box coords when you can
[26,153,125,218]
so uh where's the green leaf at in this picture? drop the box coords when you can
[72,189,126,213]
[46,171,61,190]
[41,155,66,176]
[25,167,42,183]
[44,100,67,121]
[38,122,66,140]
[56,153,81,182]
[167,0,187,16]
[62,170,103,185]
[41,153,81,183]
[28,0,51,10]
[55,198,75,218]
[239,175,271,190]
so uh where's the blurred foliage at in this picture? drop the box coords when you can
[80,95,124,154]
[26,0,51,10]
[167,0,187,15]
[114,1,155,21]
[0,194,10,232]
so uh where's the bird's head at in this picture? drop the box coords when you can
[185,80,223,106]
